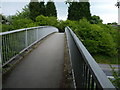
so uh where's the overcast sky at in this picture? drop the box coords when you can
[0,0,118,24]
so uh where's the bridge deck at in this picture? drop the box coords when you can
[3,33,65,88]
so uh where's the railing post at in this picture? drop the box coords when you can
[37,28,38,40]
[25,29,28,47]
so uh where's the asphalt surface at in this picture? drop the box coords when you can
[3,33,65,88]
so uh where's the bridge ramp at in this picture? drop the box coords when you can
[3,33,65,88]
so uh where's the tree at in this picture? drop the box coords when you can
[67,1,91,21]
[67,2,79,21]
[29,0,40,20]
[39,1,46,16]
[12,18,33,29]
[0,14,9,24]
[46,0,57,17]
[36,15,58,26]
[29,0,45,21]
[74,18,117,56]
[90,15,103,24]
[16,5,30,19]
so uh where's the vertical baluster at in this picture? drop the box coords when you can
[0,36,2,64]
[19,31,22,51]
[4,35,6,63]
[83,62,86,88]
[84,64,87,88]
[5,35,8,63]
[4,35,6,64]
[25,29,28,47]
[91,75,94,90]
[88,69,91,90]
[95,84,100,90]
[2,36,4,64]
[85,66,88,89]
[0,36,1,66]
[2,36,5,64]
[8,34,14,58]
[37,28,38,40]
[7,34,10,61]
[34,29,36,42]
[11,33,13,56]
[17,32,20,53]
[12,33,15,56]
[94,83,96,90]
[29,29,31,45]
[14,33,16,55]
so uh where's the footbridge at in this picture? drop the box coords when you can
[0,26,115,89]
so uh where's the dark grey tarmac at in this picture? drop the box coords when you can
[3,33,65,88]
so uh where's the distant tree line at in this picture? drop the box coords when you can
[29,0,57,21]
[29,0,102,24]
[1,0,118,66]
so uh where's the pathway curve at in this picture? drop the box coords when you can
[3,33,65,88]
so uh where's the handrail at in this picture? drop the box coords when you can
[0,26,49,36]
[65,26,115,89]
[1,26,58,67]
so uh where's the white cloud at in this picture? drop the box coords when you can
[97,14,118,24]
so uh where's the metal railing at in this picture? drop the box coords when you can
[65,26,115,89]
[0,26,58,67]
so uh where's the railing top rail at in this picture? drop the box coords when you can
[65,26,115,89]
[0,26,49,36]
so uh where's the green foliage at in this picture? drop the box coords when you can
[12,18,33,29]
[29,1,45,21]
[46,1,57,17]
[1,1,118,66]
[73,18,117,56]
[0,23,2,32]
[1,14,9,24]
[2,24,13,32]
[39,1,46,16]
[90,15,103,24]
[2,2,117,58]
[36,15,58,26]
[67,2,91,21]
[109,65,120,89]
[93,55,118,64]
[16,5,30,19]
[56,20,77,32]
[28,0,57,20]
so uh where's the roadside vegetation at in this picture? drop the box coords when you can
[1,0,118,65]
[109,65,120,89]
[1,0,119,88]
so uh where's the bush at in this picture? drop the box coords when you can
[12,18,33,29]
[36,15,58,26]
[3,14,117,57]
[2,24,13,32]
[109,65,120,89]
[56,20,77,32]
[74,18,117,56]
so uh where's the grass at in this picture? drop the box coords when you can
[93,54,119,65]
